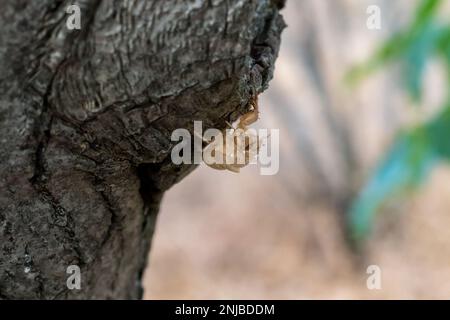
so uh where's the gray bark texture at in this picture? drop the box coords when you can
[0,0,285,299]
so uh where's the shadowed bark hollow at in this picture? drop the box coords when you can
[0,0,285,299]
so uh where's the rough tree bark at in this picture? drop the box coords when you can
[0,0,285,299]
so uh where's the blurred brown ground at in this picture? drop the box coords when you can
[143,0,450,299]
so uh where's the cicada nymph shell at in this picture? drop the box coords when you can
[203,95,262,173]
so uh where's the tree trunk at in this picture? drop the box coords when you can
[0,0,285,299]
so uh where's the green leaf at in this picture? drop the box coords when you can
[348,103,450,243]
[404,22,443,101]
[436,28,450,84]
[348,129,435,243]
[426,104,450,158]
[346,0,444,89]
[346,33,409,85]
[412,0,443,30]
[346,0,450,245]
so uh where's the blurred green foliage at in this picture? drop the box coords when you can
[347,0,450,243]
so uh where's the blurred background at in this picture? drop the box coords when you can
[144,0,450,299]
